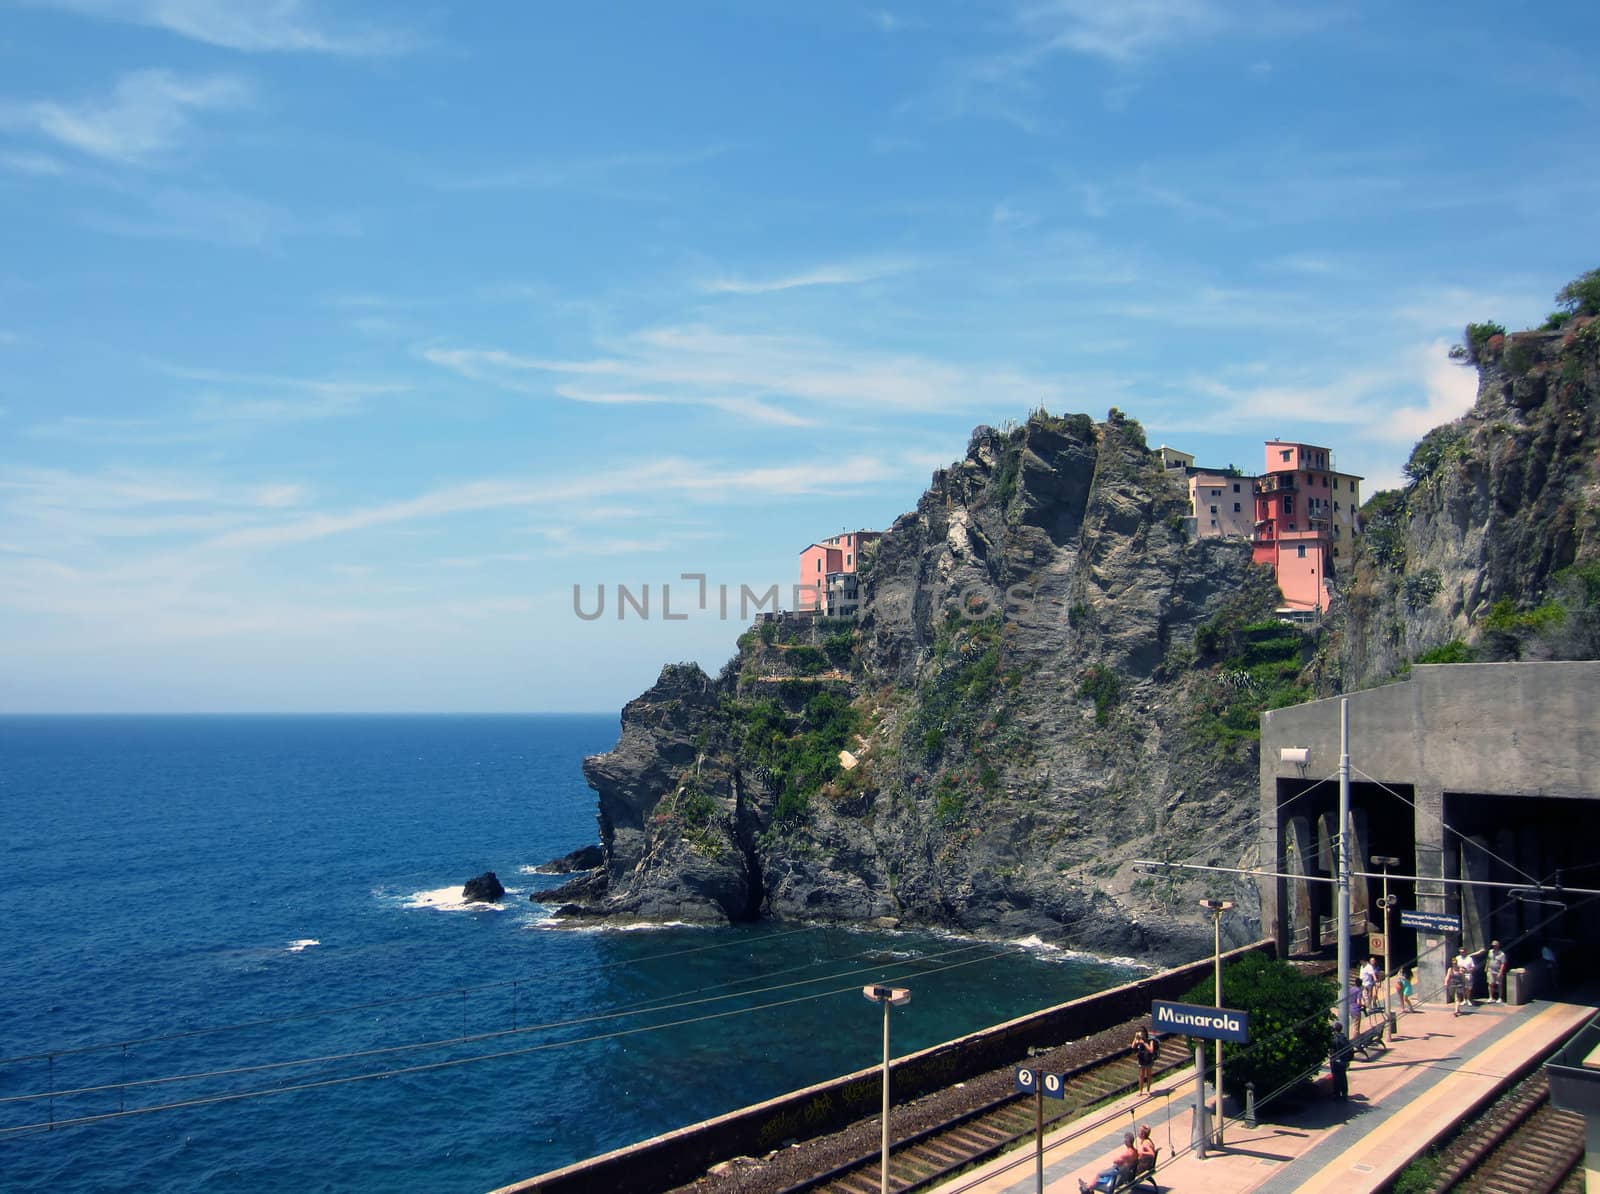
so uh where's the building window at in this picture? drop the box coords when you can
[1334,526,1340,537]
[1210,505,1218,514]
[1334,501,1340,512]
[1234,502,1241,512]
[846,554,852,565]
[816,559,822,572]
[1210,519,1217,527]
[1283,496,1293,514]
[1298,545,1307,558]
[1281,449,1291,462]
[1233,482,1240,492]
[1334,547,1340,557]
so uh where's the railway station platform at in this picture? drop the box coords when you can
[936,996,1597,1194]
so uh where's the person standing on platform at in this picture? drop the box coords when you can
[1397,967,1418,1014]
[1132,1028,1156,1095]
[1447,956,1466,1016]
[1486,941,1508,1003]
[1360,956,1379,1015]
[1329,1016,1351,1101]
[1456,946,1477,1006]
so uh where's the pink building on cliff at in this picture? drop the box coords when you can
[1252,441,1362,613]
[798,530,879,613]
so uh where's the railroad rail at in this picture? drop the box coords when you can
[775,1029,1188,1194]
[1425,1069,1584,1194]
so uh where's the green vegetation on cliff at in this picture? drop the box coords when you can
[1335,266,1600,686]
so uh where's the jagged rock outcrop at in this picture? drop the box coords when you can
[558,412,1279,959]
[462,871,505,903]
[1327,318,1600,688]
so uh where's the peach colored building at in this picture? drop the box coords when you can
[1252,441,1362,613]
[798,530,879,613]
[1189,471,1253,539]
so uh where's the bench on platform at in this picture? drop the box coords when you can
[1109,1147,1160,1191]
[1351,1022,1388,1061]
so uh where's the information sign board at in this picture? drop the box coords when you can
[1151,999,1250,1044]
[1400,909,1462,934]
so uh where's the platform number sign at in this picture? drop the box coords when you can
[1015,1066,1066,1098]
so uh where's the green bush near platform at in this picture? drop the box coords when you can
[1179,952,1334,1101]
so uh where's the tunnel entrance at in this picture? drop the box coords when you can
[1441,791,1599,988]
[1272,777,1416,957]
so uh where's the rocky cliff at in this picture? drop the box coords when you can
[1326,314,1600,688]
[548,411,1290,961]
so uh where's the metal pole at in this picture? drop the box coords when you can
[1193,1042,1208,1159]
[1337,697,1351,1033]
[1034,1089,1044,1194]
[1383,865,1394,1042]
[1214,909,1225,1147]
[881,998,890,1194]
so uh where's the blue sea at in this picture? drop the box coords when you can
[0,715,1139,1193]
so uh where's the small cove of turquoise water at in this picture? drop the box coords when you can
[0,715,1139,1193]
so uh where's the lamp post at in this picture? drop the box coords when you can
[862,984,911,1194]
[1372,855,1400,1042]
[1199,899,1234,1149]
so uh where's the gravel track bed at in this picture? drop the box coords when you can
[671,1017,1147,1194]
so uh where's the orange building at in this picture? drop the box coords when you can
[798,530,879,613]
[1252,441,1362,613]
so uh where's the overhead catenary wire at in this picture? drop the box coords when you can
[0,942,1013,1139]
[0,939,1004,1111]
[1348,765,1545,889]
[0,922,832,1068]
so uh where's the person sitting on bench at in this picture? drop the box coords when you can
[1078,1132,1138,1193]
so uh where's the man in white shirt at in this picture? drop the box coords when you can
[1455,947,1477,1007]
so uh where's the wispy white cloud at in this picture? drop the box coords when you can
[82,185,290,245]
[1016,0,1227,64]
[528,526,724,557]
[32,0,415,54]
[1,69,250,165]
[1150,340,1478,444]
[702,259,914,294]
[433,146,726,193]
[166,364,409,421]
[0,466,312,548]
[425,324,1065,424]
[0,149,67,176]
[200,455,912,552]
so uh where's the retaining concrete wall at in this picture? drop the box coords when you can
[494,939,1275,1194]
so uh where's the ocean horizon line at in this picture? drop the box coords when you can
[0,709,619,718]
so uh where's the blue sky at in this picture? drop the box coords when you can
[2,1,1597,712]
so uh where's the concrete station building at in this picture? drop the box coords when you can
[1257,661,1600,997]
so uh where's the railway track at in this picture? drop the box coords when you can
[1424,1069,1584,1194]
[776,1035,1188,1194]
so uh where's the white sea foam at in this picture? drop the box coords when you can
[402,885,509,912]
[286,939,320,952]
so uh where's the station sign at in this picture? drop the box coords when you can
[1015,1066,1066,1098]
[1400,909,1461,934]
[1151,999,1251,1044]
